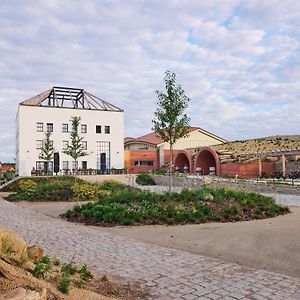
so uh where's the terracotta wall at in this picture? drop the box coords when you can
[220,161,275,179]
[124,150,159,173]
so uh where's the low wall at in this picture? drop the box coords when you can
[275,161,300,173]
[220,162,275,179]
[151,175,206,188]
[78,174,129,184]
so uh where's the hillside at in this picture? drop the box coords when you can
[213,135,300,155]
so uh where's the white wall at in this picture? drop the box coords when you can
[16,105,124,176]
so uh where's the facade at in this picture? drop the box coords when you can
[124,127,226,173]
[16,86,124,176]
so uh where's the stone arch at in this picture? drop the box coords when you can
[194,147,220,175]
[173,150,193,173]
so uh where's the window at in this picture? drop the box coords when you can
[36,161,53,176]
[36,140,43,149]
[82,141,87,150]
[96,141,110,171]
[81,124,87,133]
[72,161,78,170]
[105,126,110,134]
[82,161,87,170]
[134,161,154,166]
[96,125,101,133]
[47,123,53,132]
[62,124,68,133]
[49,140,54,149]
[36,122,43,132]
[62,141,69,150]
[62,161,69,170]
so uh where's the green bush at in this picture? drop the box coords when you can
[136,173,156,185]
[58,276,71,294]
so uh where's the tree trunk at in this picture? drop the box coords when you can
[169,143,173,192]
[45,161,48,180]
[74,159,77,183]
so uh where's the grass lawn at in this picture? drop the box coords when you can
[63,187,289,226]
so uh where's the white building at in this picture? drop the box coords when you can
[16,86,124,176]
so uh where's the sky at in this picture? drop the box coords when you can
[0,0,300,162]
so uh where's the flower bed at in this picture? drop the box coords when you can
[63,187,289,226]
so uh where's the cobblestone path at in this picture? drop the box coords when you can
[0,197,299,299]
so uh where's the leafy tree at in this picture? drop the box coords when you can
[152,71,190,191]
[39,132,54,178]
[63,116,88,182]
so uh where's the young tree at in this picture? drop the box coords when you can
[63,116,88,182]
[39,132,54,178]
[152,71,190,192]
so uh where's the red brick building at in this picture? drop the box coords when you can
[124,127,226,174]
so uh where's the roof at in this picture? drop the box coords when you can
[124,127,227,145]
[20,86,123,112]
[2,165,15,172]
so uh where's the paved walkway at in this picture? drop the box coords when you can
[0,197,300,299]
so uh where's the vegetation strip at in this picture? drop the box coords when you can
[63,186,289,226]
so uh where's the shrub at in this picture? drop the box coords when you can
[136,173,156,185]
[32,257,52,278]
[18,179,37,190]
[58,276,70,294]
[61,262,77,276]
[99,180,124,191]
[72,183,104,200]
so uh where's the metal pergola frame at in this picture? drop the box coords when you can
[21,86,123,112]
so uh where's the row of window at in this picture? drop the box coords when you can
[36,140,87,150]
[36,161,88,171]
[134,160,154,166]
[36,122,110,134]
[62,161,88,170]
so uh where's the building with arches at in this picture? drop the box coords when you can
[124,127,226,173]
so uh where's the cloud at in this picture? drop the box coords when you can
[0,0,299,161]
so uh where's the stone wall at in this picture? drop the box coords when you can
[275,161,300,173]
[78,174,130,184]
[151,175,206,188]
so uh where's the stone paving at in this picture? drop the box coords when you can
[0,197,300,299]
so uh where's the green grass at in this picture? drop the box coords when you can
[63,187,289,226]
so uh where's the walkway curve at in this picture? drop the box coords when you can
[0,197,299,299]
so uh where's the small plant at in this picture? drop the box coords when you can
[52,257,60,266]
[17,254,28,267]
[40,255,51,264]
[58,276,71,294]
[32,261,51,278]
[136,172,156,185]
[61,262,77,276]
[2,244,14,254]
[79,264,93,281]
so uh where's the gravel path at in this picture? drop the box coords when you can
[0,197,300,299]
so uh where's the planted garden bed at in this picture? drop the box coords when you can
[63,187,289,226]
[3,177,127,202]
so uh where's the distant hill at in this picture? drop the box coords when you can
[213,135,300,155]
